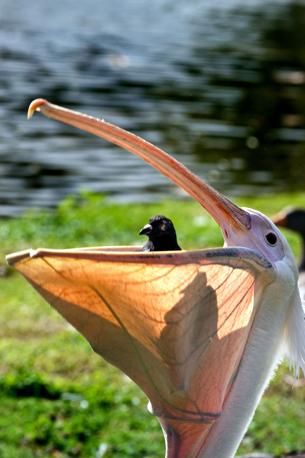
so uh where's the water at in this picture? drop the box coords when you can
[1,0,305,216]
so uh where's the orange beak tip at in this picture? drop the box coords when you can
[27,98,48,119]
[272,213,287,228]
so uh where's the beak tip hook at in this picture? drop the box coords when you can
[27,98,48,120]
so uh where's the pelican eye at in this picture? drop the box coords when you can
[265,232,277,246]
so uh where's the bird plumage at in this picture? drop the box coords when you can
[273,207,305,376]
[139,215,181,251]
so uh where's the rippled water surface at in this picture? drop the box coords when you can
[1,0,305,215]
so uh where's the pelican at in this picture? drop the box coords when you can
[6,99,305,458]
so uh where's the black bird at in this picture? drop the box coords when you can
[139,215,181,252]
[273,208,305,272]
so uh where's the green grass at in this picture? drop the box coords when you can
[1,191,305,457]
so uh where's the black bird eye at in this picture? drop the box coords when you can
[265,232,277,246]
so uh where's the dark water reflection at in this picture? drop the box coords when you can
[1,0,305,216]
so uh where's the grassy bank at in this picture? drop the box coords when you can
[1,192,305,457]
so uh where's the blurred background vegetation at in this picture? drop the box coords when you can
[1,0,305,456]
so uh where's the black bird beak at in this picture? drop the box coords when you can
[139,223,152,236]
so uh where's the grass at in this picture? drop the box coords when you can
[1,191,305,457]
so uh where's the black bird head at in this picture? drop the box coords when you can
[139,215,181,252]
[273,207,305,272]
[273,208,305,236]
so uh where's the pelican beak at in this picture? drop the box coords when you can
[28,99,251,237]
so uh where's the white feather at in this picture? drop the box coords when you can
[283,278,305,376]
